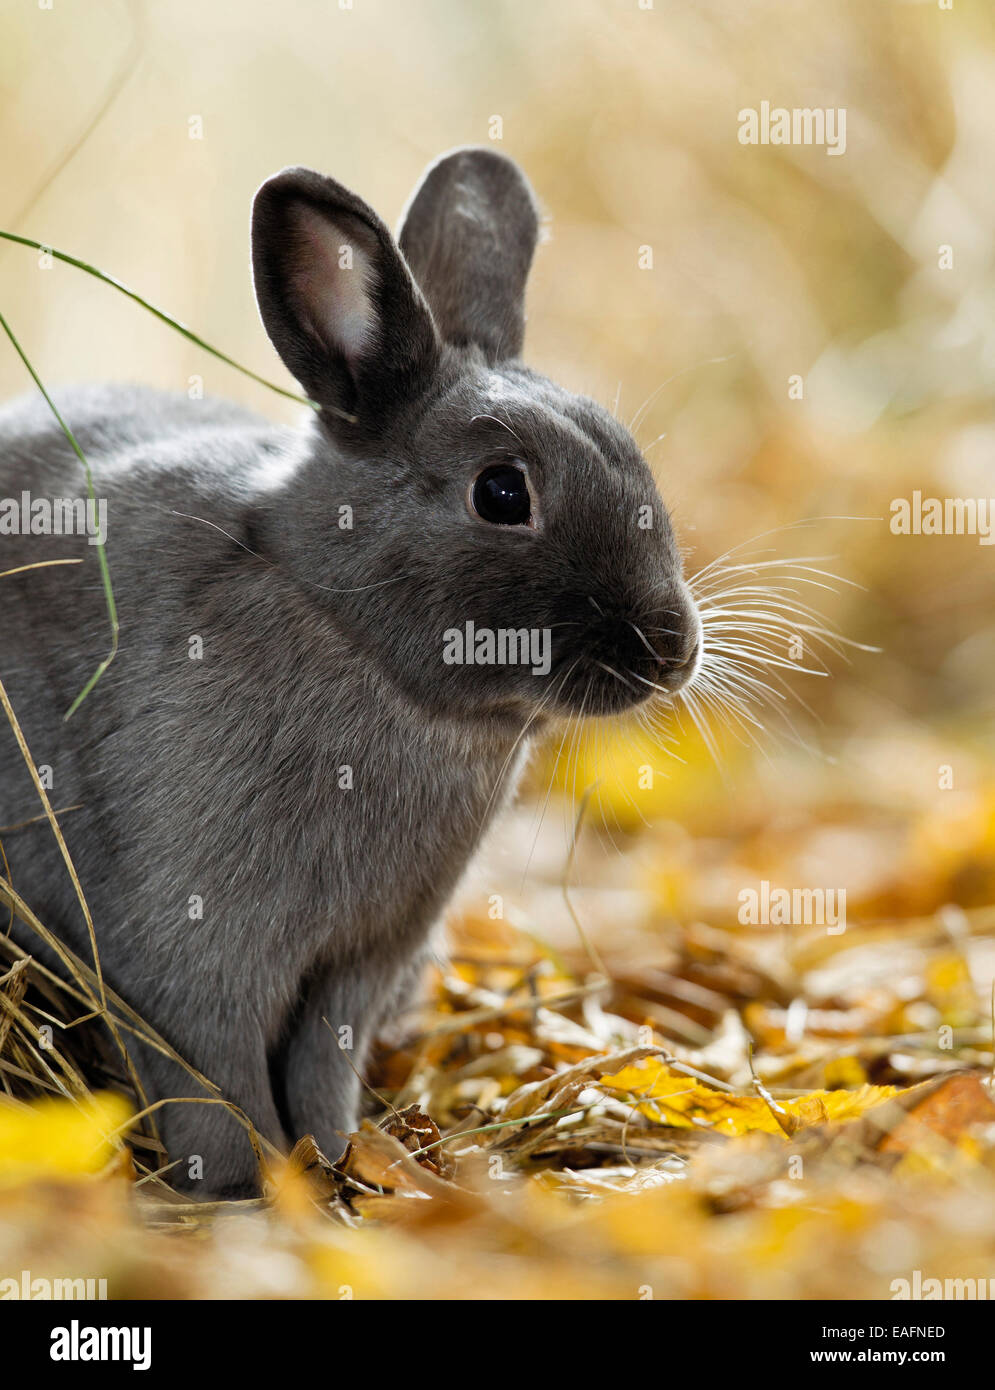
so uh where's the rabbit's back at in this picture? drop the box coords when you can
[0,383,266,485]
[0,383,326,983]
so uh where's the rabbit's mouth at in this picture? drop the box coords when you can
[552,591,702,718]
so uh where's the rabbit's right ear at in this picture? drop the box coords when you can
[252,167,440,433]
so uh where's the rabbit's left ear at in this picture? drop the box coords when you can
[398,147,540,364]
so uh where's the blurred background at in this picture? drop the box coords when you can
[2,0,994,944]
[2,0,995,1302]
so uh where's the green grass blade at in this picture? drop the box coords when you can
[0,308,118,718]
[0,228,344,417]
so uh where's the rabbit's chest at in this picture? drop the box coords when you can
[279,725,528,957]
[162,694,530,981]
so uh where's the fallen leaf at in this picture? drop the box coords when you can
[601,1061,897,1137]
[0,1092,131,1184]
[878,1073,995,1156]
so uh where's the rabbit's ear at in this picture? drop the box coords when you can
[397,147,540,364]
[252,167,440,431]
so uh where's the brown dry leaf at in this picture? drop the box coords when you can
[0,958,29,1055]
[339,1120,463,1202]
[282,1133,341,1201]
[878,1073,995,1156]
[381,1105,456,1179]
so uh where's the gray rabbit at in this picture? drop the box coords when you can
[0,149,700,1196]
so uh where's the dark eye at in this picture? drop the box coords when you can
[471,463,532,526]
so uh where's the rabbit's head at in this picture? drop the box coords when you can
[251,148,700,723]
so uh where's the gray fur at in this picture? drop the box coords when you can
[0,149,698,1196]
[399,147,539,362]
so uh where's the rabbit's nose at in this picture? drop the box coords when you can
[643,587,702,691]
[655,631,700,690]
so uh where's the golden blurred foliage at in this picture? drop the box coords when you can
[2,0,993,742]
[2,0,994,1302]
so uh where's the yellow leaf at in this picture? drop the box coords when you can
[601,1061,896,1136]
[0,1092,132,1184]
[824,1055,868,1088]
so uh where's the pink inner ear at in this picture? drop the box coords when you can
[294,205,375,367]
